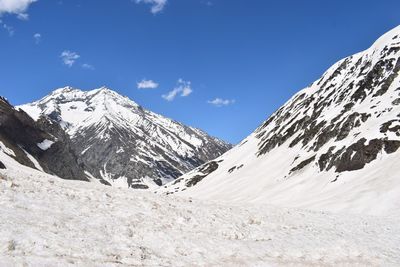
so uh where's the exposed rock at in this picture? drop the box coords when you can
[198,161,219,174]
[290,155,316,173]
[330,139,400,173]
[392,98,400,105]
[384,140,400,154]
[186,161,219,187]
[380,120,400,136]
[228,166,236,173]
[131,184,149,190]
[0,97,88,181]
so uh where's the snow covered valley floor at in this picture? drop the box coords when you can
[0,154,399,266]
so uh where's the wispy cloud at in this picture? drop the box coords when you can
[82,63,95,70]
[208,98,235,107]
[0,0,37,16]
[0,20,14,36]
[33,32,41,44]
[201,1,213,7]
[162,79,193,101]
[60,50,80,67]
[134,0,167,14]
[137,79,159,89]
[16,12,29,20]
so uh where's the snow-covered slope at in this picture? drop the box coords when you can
[1,150,399,266]
[19,87,231,188]
[159,26,400,215]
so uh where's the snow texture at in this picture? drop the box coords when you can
[37,139,54,151]
[0,151,399,266]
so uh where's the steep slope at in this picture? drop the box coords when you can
[159,26,400,215]
[19,87,231,188]
[0,96,87,181]
[1,151,400,266]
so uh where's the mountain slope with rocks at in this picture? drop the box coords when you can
[18,88,231,188]
[159,26,400,215]
[0,96,87,181]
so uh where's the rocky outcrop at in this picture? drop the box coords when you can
[166,160,221,193]
[290,155,316,173]
[185,161,219,188]
[0,97,88,181]
[317,138,400,173]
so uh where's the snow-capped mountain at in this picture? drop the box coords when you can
[18,87,231,188]
[159,26,400,215]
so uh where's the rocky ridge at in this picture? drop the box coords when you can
[18,88,231,188]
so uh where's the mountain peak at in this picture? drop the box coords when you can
[25,86,142,134]
[51,86,121,96]
[90,86,117,95]
[17,87,232,188]
[98,86,113,91]
[43,86,140,110]
[50,86,80,95]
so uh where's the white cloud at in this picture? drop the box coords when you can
[1,20,14,35]
[137,79,159,89]
[60,50,80,67]
[162,87,181,101]
[207,98,235,107]
[0,0,37,16]
[16,12,28,20]
[162,79,193,101]
[134,0,167,14]
[82,63,95,70]
[33,32,40,43]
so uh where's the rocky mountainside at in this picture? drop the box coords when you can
[0,96,87,181]
[159,26,400,215]
[18,87,231,188]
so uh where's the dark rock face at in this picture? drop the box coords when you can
[0,161,5,169]
[185,161,219,187]
[169,160,220,191]
[226,164,245,174]
[318,138,400,173]
[0,97,88,181]
[290,155,316,173]
[380,120,400,136]
[393,98,400,105]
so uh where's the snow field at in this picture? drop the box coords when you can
[0,152,399,266]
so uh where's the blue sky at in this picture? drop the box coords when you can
[0,0,400,144]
